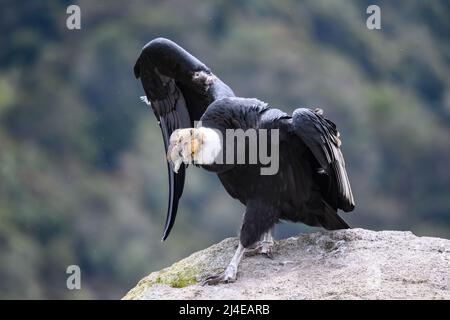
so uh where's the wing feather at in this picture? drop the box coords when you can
[134,38,234,240]
[292,108,355,212]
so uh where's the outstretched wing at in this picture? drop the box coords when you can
[292,108,355,212]
[134,38,234,240]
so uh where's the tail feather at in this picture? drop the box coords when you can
[319,201,350,230]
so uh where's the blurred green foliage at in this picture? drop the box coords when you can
[0,0,449,299]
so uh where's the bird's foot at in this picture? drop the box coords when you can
[202,266,237,286]
[245,240,274,259]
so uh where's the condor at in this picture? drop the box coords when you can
[134,38,355,284]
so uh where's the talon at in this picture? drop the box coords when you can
[244,246,261,257]
[202,272,236,286]
[262,249,274,260]
[202,276,220,286]
[203,243,244,285]
[244,241,275,259]
[260,241,274,259]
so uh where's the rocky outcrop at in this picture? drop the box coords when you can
[123,229,450,300]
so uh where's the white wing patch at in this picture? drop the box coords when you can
[140,96,151,106]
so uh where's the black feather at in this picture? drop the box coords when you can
[134,38,234,240]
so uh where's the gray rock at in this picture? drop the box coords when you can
[123,228,450,300]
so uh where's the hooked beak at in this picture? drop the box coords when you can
[167,143,184,173]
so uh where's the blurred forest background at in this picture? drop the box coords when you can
[0,0,449,299]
